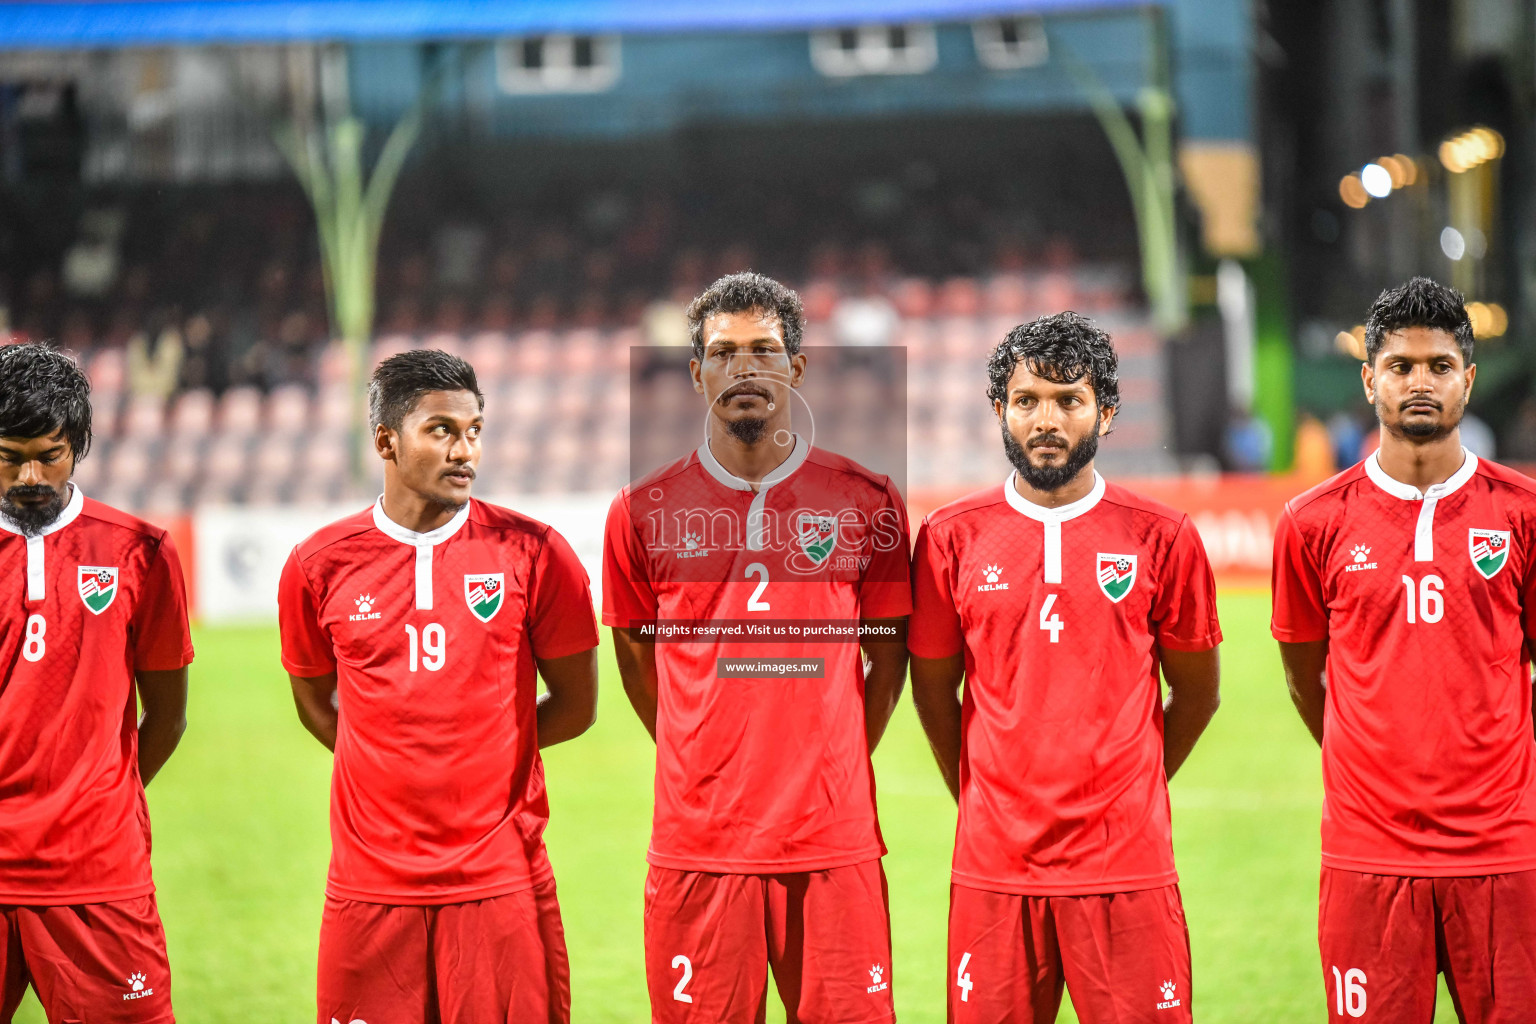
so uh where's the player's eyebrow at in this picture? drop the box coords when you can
[0,442,64,458]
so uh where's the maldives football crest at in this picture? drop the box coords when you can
[1096,553,1137,603]
[797,514,838,565]
[464,573,505,622]
[1469,529,1511,580]
[78,565,119,614]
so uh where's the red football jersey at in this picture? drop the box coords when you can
[278,498,599,904]
[0,486,194,904]
[602,438,911,872]
[909,472,1221,896]
[1272,452,1536,875]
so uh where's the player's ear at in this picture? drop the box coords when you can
[1464,361,1477,401]
[374,423,397,462]
[1361,361,1376,405]
[689,357,705,395]
[789,351,807,388]
[1098,402,1116,436]
[993,397,1005,423]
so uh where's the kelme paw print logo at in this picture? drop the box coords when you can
[1351,545,1370,563]
[983,564,1002,583]
[128,973,146,992]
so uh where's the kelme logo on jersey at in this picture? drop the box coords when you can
[1469,529,1511,579]
[797,514,838,565]
[464,573,505,622]
[1097,553,1137,603]
[78,565,119,615]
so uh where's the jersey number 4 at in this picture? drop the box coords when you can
[1038,594,1063,643]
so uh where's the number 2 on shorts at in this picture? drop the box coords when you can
[671,954,694,1003]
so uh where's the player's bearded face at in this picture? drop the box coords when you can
[0,432,74,536]
[996,366,1107,493]
[1366,327,1474,444]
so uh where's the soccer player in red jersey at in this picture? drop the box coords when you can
[909,313,1222,1024]
[0,344,193,1024]
[1272,277,1536,1024]
[277,350,600,1024]
[604,273,910,1023]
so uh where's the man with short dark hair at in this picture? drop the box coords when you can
[0,343,193,1023]
[1273,277,1536,1022]
[909,313,1221,1023]
[605,272,911,1023]
[278,349,600,1024]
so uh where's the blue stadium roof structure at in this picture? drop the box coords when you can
[0,0,1146,48]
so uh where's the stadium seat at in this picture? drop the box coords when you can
[266,385,313,435]
[168,390,216,436]
[218,387,264,437]
[86,348,127,394]
[121,396,166,440]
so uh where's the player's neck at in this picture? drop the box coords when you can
[1374,429,1466,492]
[706,424,798,491]
[380,486,464,535]
[1013,462,1097,509]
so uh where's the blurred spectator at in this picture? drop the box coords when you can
[1292,413,1335,480]
[1460,412,1496,459]
[1223,406,1272,472]
[1504,398,1536,463]
[1326,411,1367,470]
[127,322,183,401]
[178,311,229,393]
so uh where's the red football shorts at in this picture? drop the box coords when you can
[946,883,1192,1024]
[1318,867,1536,1023]
[0,895,174,1024]
[316,876,570,1024]
[643,859,896,1024]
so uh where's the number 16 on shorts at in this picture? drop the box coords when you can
[1331,966,1367,1018]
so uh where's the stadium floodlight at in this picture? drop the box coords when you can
[1440,227,1466,261]
[1360,163,1393,198]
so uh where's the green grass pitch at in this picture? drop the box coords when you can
[16,592,1463,1022]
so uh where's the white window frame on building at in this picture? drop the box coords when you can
[972,17,1050,70]
[495,34,621,94]
[809,24,938,77]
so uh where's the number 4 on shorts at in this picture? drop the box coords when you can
[955,951,973,1003]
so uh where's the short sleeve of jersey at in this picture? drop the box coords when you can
[528,527,600,659]
[1152,515,1222,652]
[1522,524,1536,644]
[278,549,336,677]
[130,533,195,671]
[1271,505,1328,643]
[601,492,658,627]
[857,479,913,619]
[908,519,964,658]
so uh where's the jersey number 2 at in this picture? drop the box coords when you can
[745,563,771,611]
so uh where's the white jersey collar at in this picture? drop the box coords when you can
[697,434,810,493]
[0,482,85,537]
[1004,469,1106,523]
[371,496,472,546]
[1364,448,1478,501]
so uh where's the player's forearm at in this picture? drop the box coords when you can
[611,628,659,741]
[535,690,595,748]
[1277,641,1328,747]
[862,652,908,755]
[1161,688,1218,779]
[293,697,339,751]
[910,655,965,801]
[136,709,186,786]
